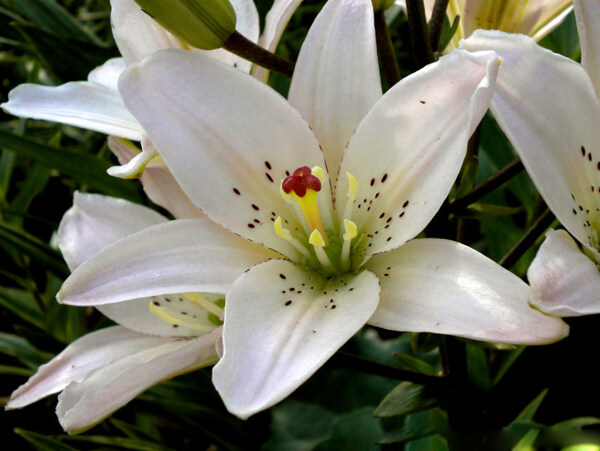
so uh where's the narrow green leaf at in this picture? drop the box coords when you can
[455,156,479,199]
[410,332,442,354]
[0,128,140,201]
[513,389,549,424]
[13,23,116,81]
[0,222,68,277]
[0,286,45,328]
[14,430,78,451]
[513,428,541,450]
[0,364,34,376]
[374,382,441,418]
[62,435,177,451]
[438,14,460,54]
[378,427,444,445]
[551,417,600,431]
[493,346,525,385]
[393,352,438,375]
[0,332,53,368]
[461,203,525,219]
[10,0,102,44]
[109,418,163,443]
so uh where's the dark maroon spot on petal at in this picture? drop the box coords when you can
[290,287,295,291]
[285,300,292,306]
[420,100,426,104]
[370,178,375,186]
[248,223,255,228]
[582,146,586,156]
[589,153,593,161]
[387,237,392,242]
[375,192,380,199]
[265,161,272,170]
[386,217,392,223]
[152,301,160,306]
[403,200,410,208]
[266,172,274,183]
[233,188,241,195]
[381,174,388,183]
[252,204,259,211]
[379,212,385,219]
[331,305,337,309]
[280,273,287,279]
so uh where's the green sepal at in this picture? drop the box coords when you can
[131,0,236,50]
[374,382,441,418]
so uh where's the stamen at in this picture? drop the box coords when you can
[341,219,357,271]
[342,172,358,225]
[107,137,161,179]
[149,302,216,332]
[310,230,335,271]
[181,292,224,317]
[274,217,312,258]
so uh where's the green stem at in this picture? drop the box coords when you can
[450,158,524,213]
[428,0,449,53]
[406,0,434,68]
[500,208,555,269]
[223,31,295,78]
[374,9,401,88]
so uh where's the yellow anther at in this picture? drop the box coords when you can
[274,217,291,240]
[343,219,357,241]
[311,166,327,184]
[346,172,357,201]
[280,181,294,204]
[309,229,326,247]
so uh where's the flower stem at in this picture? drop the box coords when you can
[223,31,295,78]
[332,350,448,389]
[428,0,449,53]
[500,208,555,269]
[450,158,524,213]
[374,9,401,88]
[406,0,434,68]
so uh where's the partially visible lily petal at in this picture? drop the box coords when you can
[120,49,326,258]
[1,82,144,141]
[288,0,381,180]
[57,328,221,433]
[58,191,166,270]
[6,326,173,409]
[213,259,380,419]
[87,57,127,91]
[461,30,600,251]
[367,238,569,344]
[529,229,600,316]
[575,0,600,97]
[107,137,203,219]
[58,192,202,337]
[58,218,278,306]
[337,49,498,256]
[253,0,304,82]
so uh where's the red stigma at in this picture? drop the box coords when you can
[282,166,322,197]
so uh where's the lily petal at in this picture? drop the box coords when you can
[110,0,188,65]
[58,192,167,270]
[461,30,600,250]
[367,238,569,344]
[58,192,202,337]
[1,82,144,141]
[58,218,277,306]
[529,229,600,316]
[575,0,600,97]
[6,326,172,409]
[87,57,127,91]
[57,328,220,433]
[107,137,203,219]
[213,259,380,418]
[253,0,304,82]
[120,49,326,257]
[337,49,498,255]
[288,0,381,179]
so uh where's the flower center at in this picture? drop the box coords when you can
[275,166,359,274]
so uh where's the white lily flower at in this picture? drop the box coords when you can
[6,192,270,432]
[58,0,568,419]
[397,0,572,51]
[460,0,600,317]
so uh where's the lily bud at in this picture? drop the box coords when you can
[131,0,237,50]
[372,0,395,11]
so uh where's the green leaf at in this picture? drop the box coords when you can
[405,409,449,451]
[13,23,115,81]
[493,346,525,385]
[62,435,177,451]
[378,427,444,445]
[438,14,460,54]
[551,417,600,431]
[313,408,384,451]
[393,353,438,376]
[0,364,34,376]
[13,429,78,451]
[461,203,525,219]
[513,428,541,450]
[0,332,53,368]
[109,418,163,443]
[455,156,479,199]
[10,0,103,44]
[0,222,68,277]
[465,344,491,393]
[0,286,45,328]
[0,128,140,201]
[410,332,442,354]
[512,389,549,424]
[374,382,441,418]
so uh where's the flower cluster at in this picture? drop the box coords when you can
[3,0,594,440]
